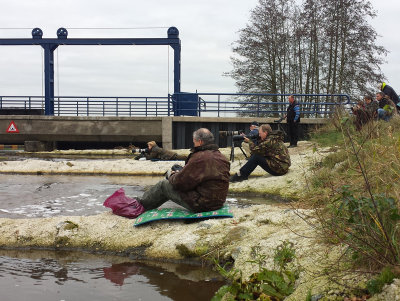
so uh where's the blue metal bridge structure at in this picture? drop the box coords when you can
[0,27,351,118]
[0,27,352,150]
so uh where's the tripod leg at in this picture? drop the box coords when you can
[239,146,248,159]
[230,146,235,162]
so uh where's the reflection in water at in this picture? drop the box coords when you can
[0,249,224,301]
[103,262,141,286]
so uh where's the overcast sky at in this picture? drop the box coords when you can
[0,0,399,98]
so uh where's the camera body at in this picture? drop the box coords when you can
[132,148,149,154]
[165,164,183,179]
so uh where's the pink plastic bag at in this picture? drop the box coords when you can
[103,188,145,218]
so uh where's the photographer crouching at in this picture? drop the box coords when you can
[230,124,291,182]
[138,128,230,213]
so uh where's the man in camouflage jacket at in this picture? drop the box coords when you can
[144,141,187,161]
[139,128,230,213]
[230,124,291,182]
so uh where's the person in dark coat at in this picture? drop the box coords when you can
[379,82,399,106]
[285,95,300,147]
[139,128,230,213]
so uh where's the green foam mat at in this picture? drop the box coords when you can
[134,205,233,226]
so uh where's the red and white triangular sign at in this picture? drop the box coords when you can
[6,121,19,133]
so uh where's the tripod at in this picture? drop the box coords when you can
[229,137,248,162]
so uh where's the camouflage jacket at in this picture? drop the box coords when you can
[168,143,230,212]
[365,100,379,118]
[248,130,291,175]
[145,145,187,161]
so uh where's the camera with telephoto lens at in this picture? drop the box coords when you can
[232,133,259,143]
[219,130,244,137]
[132,148,149,154]
[274,116,285,123]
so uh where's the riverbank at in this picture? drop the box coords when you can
[0,142,399,300]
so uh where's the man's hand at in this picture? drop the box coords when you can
[165,170,177,179]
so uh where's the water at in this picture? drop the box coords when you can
[0,249,224,301]
[0,174,276,300]
[0,174,272,219]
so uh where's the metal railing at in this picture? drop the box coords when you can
[0,96,171,116]
[0,93,351,117]
[191,93,351,118]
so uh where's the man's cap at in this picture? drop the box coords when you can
[251,121,259,126]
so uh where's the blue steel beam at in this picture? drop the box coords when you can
[0,27,181,115]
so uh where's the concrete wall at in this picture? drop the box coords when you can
[0,115,327,150]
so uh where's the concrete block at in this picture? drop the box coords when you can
[24,141,56,152]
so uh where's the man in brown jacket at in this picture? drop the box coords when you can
[138,128,230,213]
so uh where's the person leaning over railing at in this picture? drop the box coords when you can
[230,124,291,183]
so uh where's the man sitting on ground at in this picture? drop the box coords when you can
[139,128,230,213]
[352,95,378,130]
[230,124,291,182]
[376,92,396,121]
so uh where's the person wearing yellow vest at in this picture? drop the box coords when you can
[379,82,399,112]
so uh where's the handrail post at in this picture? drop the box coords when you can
[167,94,171,116]
[76,101,79,116]
[257,95,260,117]
[103,101,105,116]
[218,95,220,117]
[116,97,119,116]
[129,101,132,117]
[87,97,89,116]
[146,97,148,116]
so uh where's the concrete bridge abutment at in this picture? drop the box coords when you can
[0,115,328,151]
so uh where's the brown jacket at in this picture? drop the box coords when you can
[168,144,230,212]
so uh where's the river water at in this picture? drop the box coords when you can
[0,174,271,300]
[0,249,224,301]
[0,174,267,219]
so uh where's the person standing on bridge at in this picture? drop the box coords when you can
[284,95,301,148]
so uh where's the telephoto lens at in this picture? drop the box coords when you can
[219,130,244,137]
[132,148,148,154]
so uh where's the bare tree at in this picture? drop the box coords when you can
[228,0,387,116]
